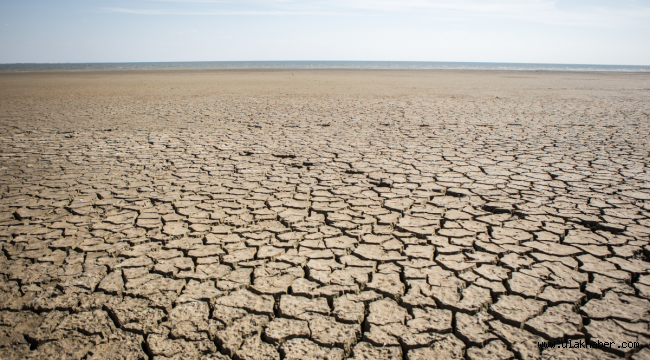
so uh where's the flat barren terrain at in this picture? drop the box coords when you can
[1,70,650,359]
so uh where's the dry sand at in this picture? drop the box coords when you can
[0,70,650,359]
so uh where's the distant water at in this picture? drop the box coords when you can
[1,61,649,73]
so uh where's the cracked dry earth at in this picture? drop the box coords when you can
[1,70,650,360]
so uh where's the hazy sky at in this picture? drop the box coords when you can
[1,0,649,64]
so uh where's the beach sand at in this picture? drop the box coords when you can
[1,70,650,359]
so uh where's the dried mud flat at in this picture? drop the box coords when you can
[1,70,650,359]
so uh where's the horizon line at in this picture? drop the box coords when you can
[2,60,650,67]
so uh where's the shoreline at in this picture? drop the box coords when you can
[2,60,649,75]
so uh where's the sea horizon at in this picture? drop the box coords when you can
[1,60,650,73]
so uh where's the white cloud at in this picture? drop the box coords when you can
[103,0,650,28]
[101,7,352,16]
[326,0,650,26]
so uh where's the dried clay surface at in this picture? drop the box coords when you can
[0,70,650,359]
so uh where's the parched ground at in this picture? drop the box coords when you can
[1,70,650,359]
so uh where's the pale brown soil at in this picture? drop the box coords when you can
[1,70,650,359]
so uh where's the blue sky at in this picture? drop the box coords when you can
[1,0,649,64]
